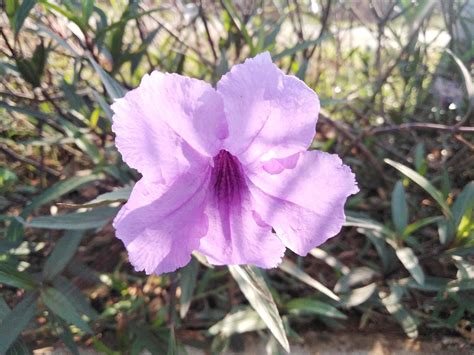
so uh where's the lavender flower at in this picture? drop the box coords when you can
[111,52,358,275]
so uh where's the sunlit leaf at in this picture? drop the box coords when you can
[57,186,131,209]
[395,247,425,285]
[209,308,266,336]
[229,266,289,352]
[340,283,377,307]
[286,298,347,319]
[452,182,474,232]
[334,267,377,293]
[279,259,339,301]
[379,285,418,338]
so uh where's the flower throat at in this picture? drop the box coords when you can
[212,150,245,203]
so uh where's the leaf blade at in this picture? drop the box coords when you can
[229,266,289,352]
[385,159,452,219]
[0,292,38,354]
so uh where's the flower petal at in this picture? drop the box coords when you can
[247,150,358,255]
[198,186,285,268]
[217,52,319,165]
[112,72,226,183]
[113,170,210,275]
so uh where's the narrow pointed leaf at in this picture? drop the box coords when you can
[0,292,38,354]
[0,263,36,290]
[379,285,418,338]
[25,207,119,230]
[391,180,408,235]
[179,257,199,318]
[279,259,339,301]
[229,265,289,352]
[286,298,347,319]
[41,287,92,334]
[385,159,452,219]
[42,231,85,280]
[209,308,266,336]
[395,247,425,285]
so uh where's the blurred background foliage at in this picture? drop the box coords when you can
[0,0,473,353]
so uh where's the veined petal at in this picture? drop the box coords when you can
[198,174,285,268]
[113,170,210,275]
[247,150,358,255]
[217,52,319,165]
[112,72,226,183]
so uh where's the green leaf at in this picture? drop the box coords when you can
[166,327,177,355]
[395,247,425,285]
[15,57,40,87]
[40,1,86,32]
[13,0,37,35]
[279,259,339,301]
[31,41,47,82]
[228,266,289,352]
[438,219,451,245]
[0,298,10,320]
[24,173,104,216]
[413,143,426,175]
[42,230,85,281]
[446,49,474,112]
[0,292,38,354]
[58,186,131,209]
[52,276,98,320]
[309,248,350,275]
[0,263,36,290]
[24,207,119,230]
[286,298,347,319]
[35,23,79,56]
[208,307,266,336]
[340,283,377,307]
[385,159,452,219]
[452,182,474,231]
[87,53,126,100]
[344,212,389,234]
[403,216,443,237]
[5,0,18,20]
[41,287,93,334]
[379,285,418,338]
[179,257,199,319]
[452,255,474,281]
[81,0,94,23]
[7,172,103,242]
[391,180,408,235]
[221,0,254,53]
[131,326,168,355]
[6,339,30,355]
[334,267,377,293]
[273,35,329,61]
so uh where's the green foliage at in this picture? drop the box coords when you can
[0,0,473,353]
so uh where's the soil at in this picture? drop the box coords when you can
[33,331,473,355]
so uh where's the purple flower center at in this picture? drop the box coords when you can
[212,150,245,203]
